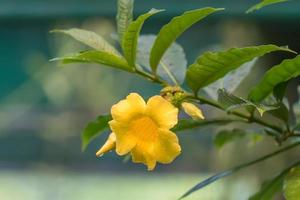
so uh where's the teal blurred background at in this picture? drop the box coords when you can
[1,0,300,199]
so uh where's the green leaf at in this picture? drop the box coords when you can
[51,28,120,55]
[186,45,293,93]
[51,50,132,72]
[247,0,289,13]
[214,129,246,149]
[150,7,223,73]
[249,170,286,200]
[122,9,164,67]
[116,0,134,43]
[137,35,187,85]
[250,162,300,200]
[172,118,236,132]
[249,55,300,102]
[179,142,300,199]
[81,115,112,151]
[268,102,289,123]
[218,89,278,116]
[284,166,300,200]
[273,81,289,102]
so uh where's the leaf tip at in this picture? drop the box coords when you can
[149,8,165,13]
[50,29,63,34]
[49,57,60,62]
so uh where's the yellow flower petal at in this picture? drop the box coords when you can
[146,95,178,129]
[131,145,156,171]
[96,133,116,157]
[109,120,137,155]
[154,129,181,164]
[182,102,205,120]
[111,93,146,123]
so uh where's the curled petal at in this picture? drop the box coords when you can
[96,133,116,157]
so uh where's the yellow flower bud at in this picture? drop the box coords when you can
[182,102,205,120]
[96,133,116,157]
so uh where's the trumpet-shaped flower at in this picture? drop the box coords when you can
[97,93,181,170]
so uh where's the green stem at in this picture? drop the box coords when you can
[135,69,167,85]
[180,141,300,199]
[135,70,283,133]
[188,95,283,133]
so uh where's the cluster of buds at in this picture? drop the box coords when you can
[160,86,204,120]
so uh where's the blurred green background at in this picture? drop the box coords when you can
[1,0,300,199]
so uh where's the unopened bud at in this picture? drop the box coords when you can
[182,102,205,120]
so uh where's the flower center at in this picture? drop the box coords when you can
[130,116,158,142]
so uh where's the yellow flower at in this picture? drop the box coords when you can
[96,133,116,157]
[182,102,205,120]
[97,93,181,170]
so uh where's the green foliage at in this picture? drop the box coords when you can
[273,81,289,102]
[81,115,112,151]
[51,51,132,72]
[214,129,264,149]
[137,35,187,84]
[51,28,120,55]
[247,0,289,13]
[268,102,289,123]
[205,59,257,100]
[52,2,300,199]
[150,7,223,73]
[186,45,292,93]
[122,9,164,68]
[214,129,245,149]
[218,89,278,116]
[173,118,236,132]
[116,0,134,43]
[249,55,300,102]
[180,142,300,199]
[284,166,300,200]
[249,172,285,200]
[250,163,300,200]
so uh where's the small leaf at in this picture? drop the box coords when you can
[186,45,293,93]
[247,0,289,13]
[122,9,164,67]
[51,28,120,55]
[81,115,112,151]
[214,129,245,149]
[137,35,187,84]
[116,0,134,43]
[150,7,223,73]
[284,166,300,200]
[249,55,300,102]
[173,118,236,132]
[218,89,278,116]
[51,50,132,72]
